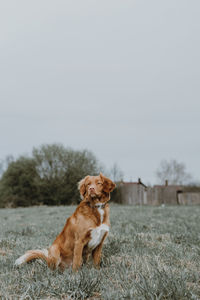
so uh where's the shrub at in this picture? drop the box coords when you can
[0,157,39,207]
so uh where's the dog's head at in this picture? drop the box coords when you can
[78,173,116,202]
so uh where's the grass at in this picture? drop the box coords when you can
[0,204,200,299]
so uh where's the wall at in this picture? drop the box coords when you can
[146,185,183,205]
[120,183,146,205]
[178,192,200,205]
[119,183,200,205]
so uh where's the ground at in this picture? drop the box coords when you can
[0,204,200,299]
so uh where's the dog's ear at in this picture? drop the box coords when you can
[78,176,89,199]
[100,173,116,193]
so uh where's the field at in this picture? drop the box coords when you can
[0,205,200,300]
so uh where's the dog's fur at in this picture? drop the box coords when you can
[15,173,115,271]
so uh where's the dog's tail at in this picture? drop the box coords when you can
[15,249,49,266]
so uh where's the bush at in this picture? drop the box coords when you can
[0,157,39,207]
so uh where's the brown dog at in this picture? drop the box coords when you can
[15,173,115,271]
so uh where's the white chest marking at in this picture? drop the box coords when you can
[98,207,104,223]
[88,224,109,250]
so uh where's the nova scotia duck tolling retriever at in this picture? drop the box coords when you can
[15,173,115,271]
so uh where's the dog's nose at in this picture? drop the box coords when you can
[89,187,95,192]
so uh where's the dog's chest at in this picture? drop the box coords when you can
[88,207,109,250]
[88,224,109,250]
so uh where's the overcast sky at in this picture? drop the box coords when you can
[0,0,199,184]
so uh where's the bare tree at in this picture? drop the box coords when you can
[109,162,123,182]
[155,159,192,185]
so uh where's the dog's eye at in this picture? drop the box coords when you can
[98,182,102,185]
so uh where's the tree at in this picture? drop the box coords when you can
[0,143,105,207]
[109,162,123,182]
[0,155,14,178]
[0,156,40,207]
[32,144,101,205]
[107,163,123,203]
[155,159,192,185]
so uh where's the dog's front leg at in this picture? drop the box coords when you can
[72,231,91,271]
[92,232,108,268]
[72,240,84,271]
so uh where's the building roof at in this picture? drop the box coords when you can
[121,178,147,188]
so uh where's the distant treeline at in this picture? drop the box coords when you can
[0,144,119,208]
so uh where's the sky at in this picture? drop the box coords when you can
[0,0,200,184]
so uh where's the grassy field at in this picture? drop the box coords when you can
[0,204,200,300]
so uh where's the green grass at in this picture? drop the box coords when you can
[0,205,200,299]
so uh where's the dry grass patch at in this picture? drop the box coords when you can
[0,205,200,299]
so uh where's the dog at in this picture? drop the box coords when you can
[15,173,115,271]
